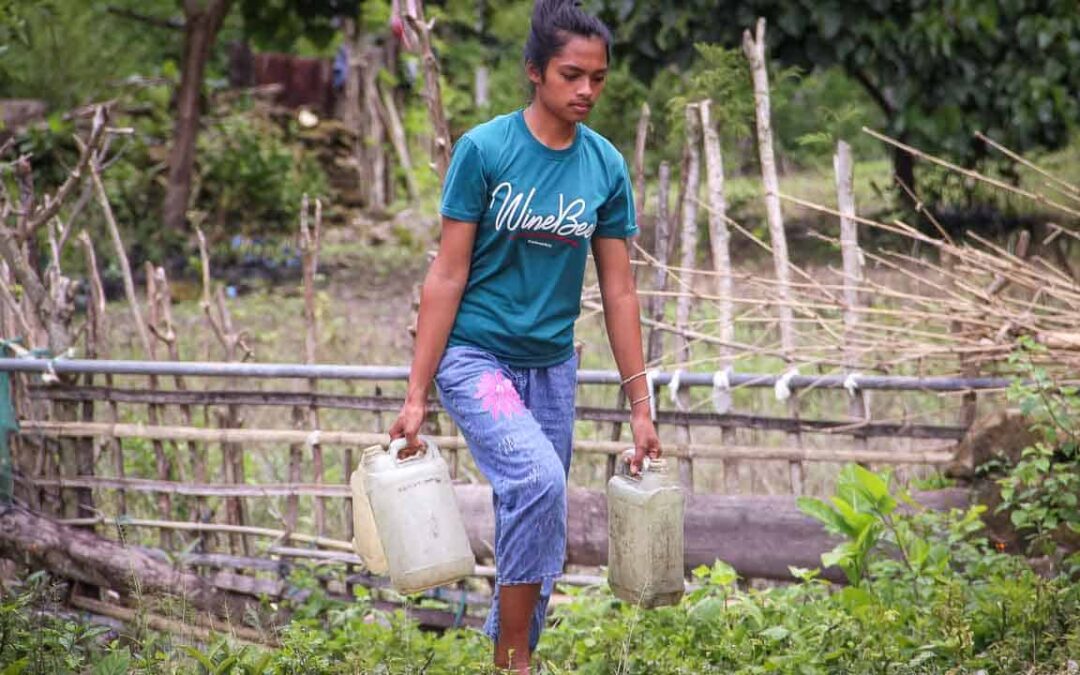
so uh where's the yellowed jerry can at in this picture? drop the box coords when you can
[607,453,686,608]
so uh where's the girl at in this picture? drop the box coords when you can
[389,0,661,670]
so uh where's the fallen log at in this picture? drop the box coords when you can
[0,503,245,616]
[456,485,971,582]
[0,484,971,616]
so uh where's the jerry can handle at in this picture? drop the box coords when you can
[388,436,439,464]
[616,448,652,479]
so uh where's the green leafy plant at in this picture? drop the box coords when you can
[999,337,1080,563]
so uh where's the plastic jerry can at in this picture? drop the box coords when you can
[607,453,685,608]
[350,444,389,574]
[360,437,475,594]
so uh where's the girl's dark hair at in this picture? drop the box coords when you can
[524,0,612,76]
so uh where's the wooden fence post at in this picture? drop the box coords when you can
[743,18,803,494]
[834,141,868,451]
[646,162,673,365]
[674,103,703,491]
[607,102,653,476]
[700,99,740,493]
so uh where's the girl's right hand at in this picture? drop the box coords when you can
[388,397,427,457]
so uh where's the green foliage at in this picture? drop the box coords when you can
[0,1,180,109]
[8,465,1080,673]
[194,109,329,244]
[0,571,130,674]
[999,338,1080,563]
[237,0,358,55]
[596,0,1080,198]
[10,84,329,267]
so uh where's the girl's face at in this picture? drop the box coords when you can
[528,34,608,123]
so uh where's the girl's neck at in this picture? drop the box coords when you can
[523,101,576,150]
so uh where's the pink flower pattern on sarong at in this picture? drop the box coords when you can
[474,370,525,421]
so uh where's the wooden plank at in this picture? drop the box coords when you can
[19,421,957,464]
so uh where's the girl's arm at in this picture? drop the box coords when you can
[388,217,477,448]
[592,236,662,473]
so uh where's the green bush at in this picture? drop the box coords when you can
[194,109,328,246]
[998,337,1080,567]
[9,460,1077,674]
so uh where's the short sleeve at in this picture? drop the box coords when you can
[594,158,638,238]
[439,136,488,222]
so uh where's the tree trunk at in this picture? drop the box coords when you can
[162,0,234,233]
[0,504,249,616]
[894,143,917,209]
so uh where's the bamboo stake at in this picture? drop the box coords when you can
[699,99,740,493]
[196,229,249,555]
[77,235,125,516]
[143,265,173,549]
[646,163,673,365]
[150,265,209,549]
[292,196,324,537]
[742,19,795,359]
[673,103,703,491]
[742,19,801,491]
[633,102,650,219]
[834,141,868,451]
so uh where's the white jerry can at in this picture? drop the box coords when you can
[350,445,389,574]
[356,437,475,594]
[607,453,685,608]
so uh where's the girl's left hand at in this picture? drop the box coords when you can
[628,412,662,475]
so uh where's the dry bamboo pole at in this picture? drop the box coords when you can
[93,163,173,541]
[296,196,325,537]
[862,127,1080,220]
[143,266,173,549]
[77,234,115,514]
[646,164,674,365]
[21,422,956,466]
[834,141,868,452]
[672,103,703,491]
[743,18,802,494]
[633,102,650,219]
[80,261,124,514]
[150,265,210,549]
[605,101,654,469]
[69,595,272,647]
[699,99,740,493]
[196,228,250,555]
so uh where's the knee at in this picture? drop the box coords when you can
[531,455,567,508]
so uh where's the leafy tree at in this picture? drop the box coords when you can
[595,0,1080,197]
[161,0,361,235]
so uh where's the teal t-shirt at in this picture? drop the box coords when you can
[439,109,638,368]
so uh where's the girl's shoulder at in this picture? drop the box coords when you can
[577,124,626,168]
[458,112,519,153]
